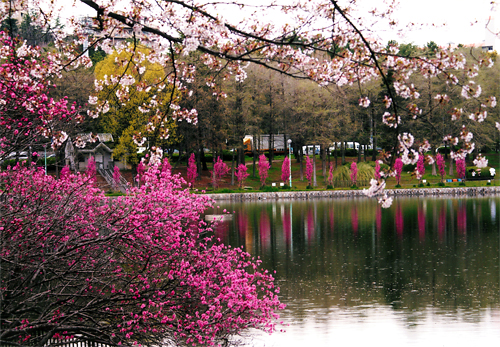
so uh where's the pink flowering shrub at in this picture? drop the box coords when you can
[258,154,271,187]
[0,164,284,346]
[212,156,230,188]
[86,156,96,184]
[113,165,121,190]
[186,153,197,186]
[161,157,172,174]
[394,158,403,186]
[328,163,334,187]
[136,160,146,186]
[374,160,381,180]
[305,156,313,186]
[60,165,71,180]
[456,158,466,179]
[281,156,291,185]
[436,153,446,182]
[416,154,425,183]
[350,162,358,186]
[236,163,250,188]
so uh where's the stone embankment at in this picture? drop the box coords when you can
[207,186,500,201]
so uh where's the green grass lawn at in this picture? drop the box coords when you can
[196,153,500,194]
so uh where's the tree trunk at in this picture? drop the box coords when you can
[357,143,361,163]
[313,146,317,187]
[341,142,346,165]
[449,158,454,176]
[269,133,274,168]
[200,147,208,171]
[321,145,326,178]
[252,148,256,178]
[231,148,235,186]
[334,143,338,168]
[299,147,304,181]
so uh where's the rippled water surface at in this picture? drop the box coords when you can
[207,196,500,347]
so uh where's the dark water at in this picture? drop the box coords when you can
[207,196,500,347]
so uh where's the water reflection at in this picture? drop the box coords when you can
[208,197,500,346]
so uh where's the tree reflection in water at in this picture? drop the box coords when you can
[208,197,500,346]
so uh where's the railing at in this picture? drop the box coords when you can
[97,168,129,193]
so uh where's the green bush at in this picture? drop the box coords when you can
[344,148,358,157]
[402,163,416,172]
[261,185,279,192]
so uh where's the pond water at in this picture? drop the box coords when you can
[206,196,500,347]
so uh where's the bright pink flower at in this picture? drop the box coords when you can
[350,162,358,185]
[258,154,270,187]
[456,158,466,179]
[436,153,446,181]
[0,164,284,346]
[305,156,313,186]
[281,156,290,184]
[235,163,249,188]
[374,160,381,180]
[186,153,197,186]
[113,165,121,190]
[394,158,403,185]
[211,156,230,188]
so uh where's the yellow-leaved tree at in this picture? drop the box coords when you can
[93,44,181,167]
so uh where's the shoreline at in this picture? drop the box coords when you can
[206,186,500,201]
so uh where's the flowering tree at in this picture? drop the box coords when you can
[328,163,334,187]
[394,158,403,186]
[235,163,249,189]
[258,154,271,187]
[0,32,80,160]
[456,158,466,180]
[473,154,488,168]
[211,156,230,189]
[161,157,172,174]
[113,165,121,191]
[136,160,146,186]
[305,156,313,187]
[350,162,358,186]
[436,153,446,182]
[60,165,71,180]
[186,153,197,186]
[2,0,498,208]
[281,156,291,185]
[416,154,425,184]
[374,160,381,180]
[86,155,96,183]
[0,164,284,346]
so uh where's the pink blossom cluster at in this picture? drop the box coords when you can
[456,158,466,179]
[0,163,284,346]
[394,158,403,186]
[416,154,425,181]
[281,156,291,185]
[186,153,197,186]
[350,162,357,185]
[211,156,230,188]
[436,153,446,181]
[258,154,271,187]
[235,163,249,188]
[305,156,313,186]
